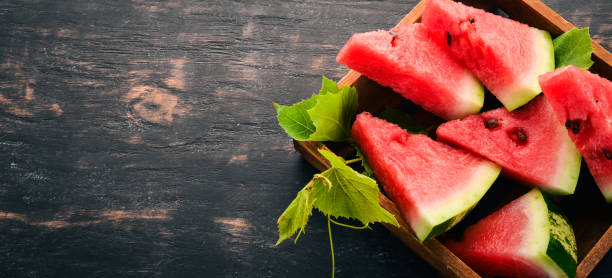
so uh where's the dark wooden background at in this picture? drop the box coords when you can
[0,0,610,277]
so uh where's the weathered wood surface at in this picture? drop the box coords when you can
[0,0,610,277]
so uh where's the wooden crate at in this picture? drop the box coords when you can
[292,0,612,277]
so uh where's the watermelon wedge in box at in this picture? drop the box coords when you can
[446,188,577,278]
[422,0,554,111]
[539,65,612,202]
[337,23,484,120]
[436,96,581,195]
[351,112,500,241]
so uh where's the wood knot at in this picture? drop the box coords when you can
[123,85,185,125]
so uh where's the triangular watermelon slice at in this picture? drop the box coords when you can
[436,95,581,195]
[337,23,484,120]
[539,65,612,202]
[351,112,501,241]
[422,0,554,111]
[446,188,577,278]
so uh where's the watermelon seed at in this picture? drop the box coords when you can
[595,99,600,103]
[604,149,612,160]
[469,17,474,24]
[516,130,527,142]
[485,119,498,129]
[507,128,527,144]
[446,32,451,46]
[565,120,581,134]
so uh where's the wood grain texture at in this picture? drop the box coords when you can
[493,0,612,77]
[377,196,479,278]
[578,226,612,278]
[0,0,609,277]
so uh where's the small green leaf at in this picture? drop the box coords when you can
[276,182,317,245]
[320,76,340,95]
[354,146,374,178]
[377,108,428,134]
[274,102,316,141]
[553,28,594,70]
[307,85,358,141]
[295,94,318,111]
[312,149,399,227]
[274,77,358,142]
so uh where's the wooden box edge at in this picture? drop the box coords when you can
[292,0,612,277]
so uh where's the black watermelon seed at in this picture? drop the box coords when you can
[604,149,612,160]
[571,122,580,134]
[446,32,451,46]
[516,129,527,142]
[596,99,600,103]
[485,119,498,129]
[508,128,527,144]
[565,120,581,134]
[469,17,474,23]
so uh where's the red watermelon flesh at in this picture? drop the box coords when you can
[539,65,612,202]
[337,23,484,120]
[351,112,500,241]
[436,95,581,195]
[446,189,577,278]
[422,0,554,111]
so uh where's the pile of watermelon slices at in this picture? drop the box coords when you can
[333,0,612,276]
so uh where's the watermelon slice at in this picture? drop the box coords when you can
[336,23,484,120]
[351,112,500,241]
[539,65,612,202]
[446,188,577,278]
[436,95,581,195]
[422,0,554,111]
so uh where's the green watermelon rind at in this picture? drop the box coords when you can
[413,161,501,242]
[525,189,577,278]
[497,30,555,111]
[544,195,578,278]
[605,189,612,202]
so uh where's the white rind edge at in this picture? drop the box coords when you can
[604,185,612,202]
[547,134,582,195]
[412,160,502,241]
[497,29,555,111]
[451,73,485,119]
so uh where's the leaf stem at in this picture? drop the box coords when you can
[328,215,335,278]
[344,158,361,164]
[293,229,303,244]
[330,218,370,230]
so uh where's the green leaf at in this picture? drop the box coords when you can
[377,108,428,134]
[295,94,318,111]
[354,146,374,178]
[312,149,399,227]
[274,102,316,141]
[274,77,358,142]
[276,181,317,245]
[553,28,594,70]
[320,75,340,95]
[307,84,358,141]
